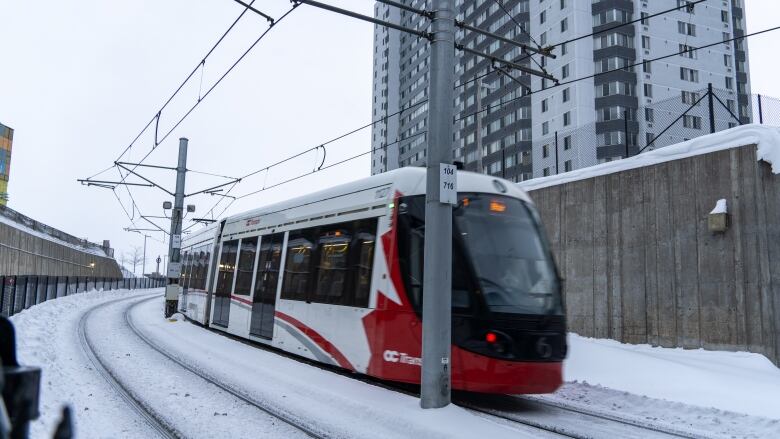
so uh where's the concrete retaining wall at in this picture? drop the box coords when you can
[527,144,780,365]
[0,209,121,278]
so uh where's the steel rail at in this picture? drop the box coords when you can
[125,296,326,438]
[78,295,181,439]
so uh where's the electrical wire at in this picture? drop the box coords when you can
[458,0,708,90]
[185,131,428,230]
[491,0,547,73]
[112,0,262,166]
[456,25,780,122]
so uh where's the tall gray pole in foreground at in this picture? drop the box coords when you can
[164,138,188,317]
[421,0,456,409]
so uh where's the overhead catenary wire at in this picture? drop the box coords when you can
[458,0,708,90]
[112,0,263,166]
[85,2,296,191]
[456,25,780,122]
[491,0,548,73]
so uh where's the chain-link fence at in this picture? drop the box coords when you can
[0,275,165,317]
[530,83,776,179]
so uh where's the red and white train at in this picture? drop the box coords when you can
[177,167,566,394]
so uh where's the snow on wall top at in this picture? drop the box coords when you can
[518,124,780,192]
[0,211,109,257]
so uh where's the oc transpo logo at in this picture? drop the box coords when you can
[383,350,422,366]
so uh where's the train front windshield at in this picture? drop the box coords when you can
[398,193,562,317]
[454,195,560,315]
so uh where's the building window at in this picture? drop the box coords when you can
[644,83,653,98]
[540,31,547,46]
[560,0,566,9]
[564,160,572,172]
[682,91,701,105]
[542,121,549,135]
[645,108,654,122]
[563,135,572,150]
[679,44,697,59]
[646,132,655,145]
[561,64,570,79]
[724,54,732,67]
[678,21,696,36]
[562,87,570,103]
[683,115,702,129]
[543,167,551,177]
[680,67,699,82]
[641,12,649,26]
[542,144,550,158]
[561,42,568,55]
[721,10,729,23]
[642,36,651,50]
[725,77,734,90]
[540,10,546,24]
[643,60,652,73]
[561,18,568,33]
[563,111,571,126]
[542,99,548,112]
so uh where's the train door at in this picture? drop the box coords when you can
[212,239,238,327]
[249,233,284,339]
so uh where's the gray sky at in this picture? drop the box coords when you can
[0,0,778,274]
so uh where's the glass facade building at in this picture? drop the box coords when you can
[0,122,13,206]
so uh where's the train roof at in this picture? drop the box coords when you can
[225,167,533,223]
[182,167,535,243]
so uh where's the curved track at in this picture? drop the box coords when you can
[124,296,325,439]
[457,393,710,439]
[78,295,181,439]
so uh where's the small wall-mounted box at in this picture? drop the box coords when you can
[708,199,729,233]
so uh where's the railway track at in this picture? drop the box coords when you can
[79,294,324,439]
[124,296,326,439]
[457,393,710,439]
[78,295,181,439]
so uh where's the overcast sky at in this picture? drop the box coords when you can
[1,0,778,274]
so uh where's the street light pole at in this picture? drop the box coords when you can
[142,234,147,277]
[420,0,456,409]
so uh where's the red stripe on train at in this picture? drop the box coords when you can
[275,311,355,371]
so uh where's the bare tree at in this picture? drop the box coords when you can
[126,246,144,275]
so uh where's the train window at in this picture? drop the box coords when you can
[234,237,257,296]
[281,230,316,301]
[215,240,239,296]
[350,221,376,308]
[180,251,189,286]
[315,227,351,304]
[280,218,377,307]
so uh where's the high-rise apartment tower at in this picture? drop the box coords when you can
[370,0,750,179]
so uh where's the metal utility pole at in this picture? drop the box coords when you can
[707,83,716,134]
[164,138,188,317]
[421,0,455,409]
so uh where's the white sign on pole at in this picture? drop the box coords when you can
[167,262,182,278]
[439,163,457,205]
[171,234,182,249]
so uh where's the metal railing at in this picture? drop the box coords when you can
[0,275,165,318]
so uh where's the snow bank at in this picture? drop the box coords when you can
[519,124,780,192]
[710,198,728,214]
[10,289,161,438]
[565,333,780,420]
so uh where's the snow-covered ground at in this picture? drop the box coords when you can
[9,290,780,438]
[563,334,780,421]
